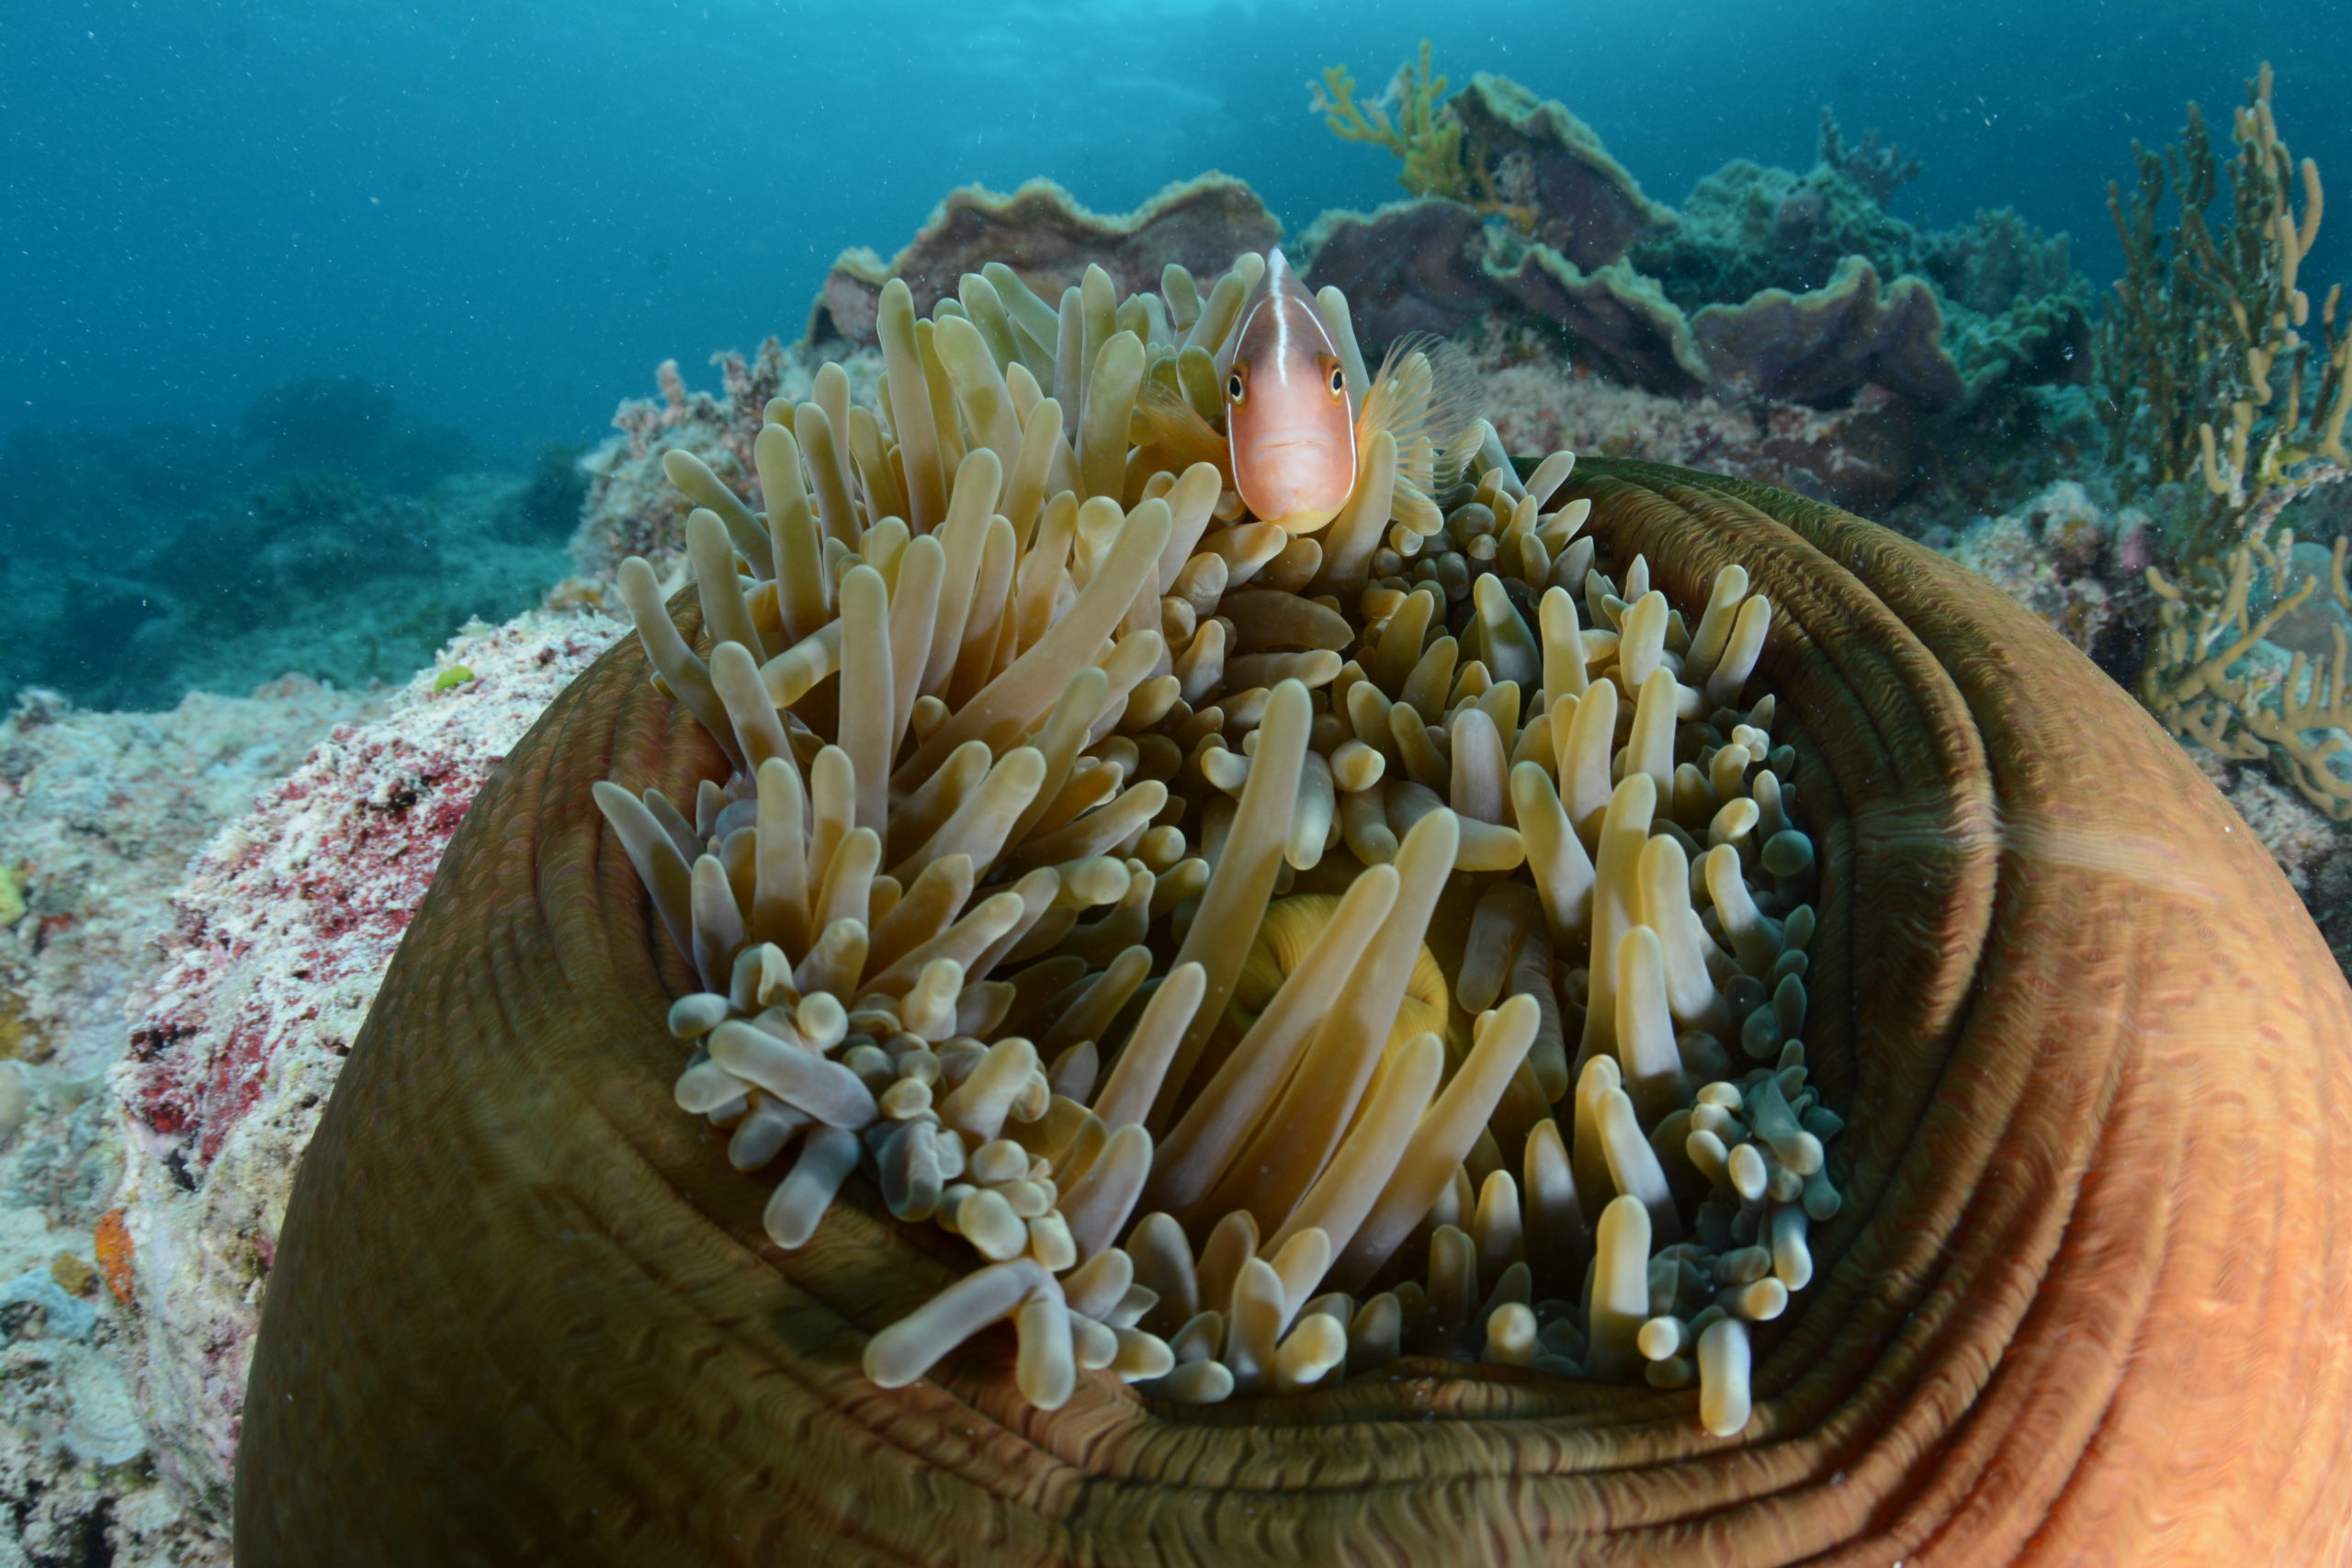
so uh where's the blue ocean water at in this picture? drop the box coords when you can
[6,0,2344,458]
[3,0,2348,708]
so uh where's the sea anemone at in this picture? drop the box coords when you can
[234,256,2352,1566]
[591,255,1819,1426]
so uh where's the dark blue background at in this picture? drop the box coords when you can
[6,0,2344,459]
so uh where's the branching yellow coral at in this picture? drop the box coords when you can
[2110,65,2352,819]
[1315,42,1535,232]
[2142,461,2352,818]
[2100,63,2351,552]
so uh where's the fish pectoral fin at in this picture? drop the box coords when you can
[1359,333,1486,492]
[1133,378,1231,476]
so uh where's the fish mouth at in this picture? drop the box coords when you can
[1245,433,1342,460]
[1237,434,1353,522]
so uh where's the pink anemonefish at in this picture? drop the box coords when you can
[1133,248,1482,535]
[1218,248,1358,533]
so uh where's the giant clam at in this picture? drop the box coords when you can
[233,254,2352,1567]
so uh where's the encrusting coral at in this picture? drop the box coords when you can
[806,176,1280,347]
[589,254,1826,1416]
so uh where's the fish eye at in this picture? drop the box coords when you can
[1227,373,1244,402]
[1329,367,1345,396]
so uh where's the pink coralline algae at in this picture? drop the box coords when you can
[109,608,619,1518]
[125,611,620,1162]
[0,673,376,1567]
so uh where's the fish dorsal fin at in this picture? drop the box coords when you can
[1215,250,1312,382]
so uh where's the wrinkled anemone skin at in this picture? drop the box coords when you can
[234,459,2352,1568]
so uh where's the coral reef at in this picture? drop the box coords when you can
[1443,74,1678,268]
[0,674,379,1565]
[1636,156,1923,310]
[0,608,612,1562]
[1814,108,1922,209]
[806,175,1281,345]
[232,226,2352,1563]
[96,609,617,1546]
[0,423,245,570]
[1308,53,2089,430]
[6,55,2340,1551]
[233,376,483,495]
[560,258,1821,1438]
[2097,62,2349,535]
[2185,740,2352,974]
[1316,50,1675,265]
[1302,198,1703,392]
[1688,255,1964,407]
[1315,42,1516,225]
[1942,480,2156,673]
[0,682,380,1079]
[1463,316,2094,521]
[2139,465,2352,817]
[561,337,884,594]
[2100,65,2352,821]
[1,388,573,710]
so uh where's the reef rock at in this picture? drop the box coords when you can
[1943,479,2155,673]
[1304,73,2087,420]
[807,175,1281,344]
[0,674,379,1565]
[1465,320,1919,513]
[107,608,619,1539]
[1443,73,1676,267]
